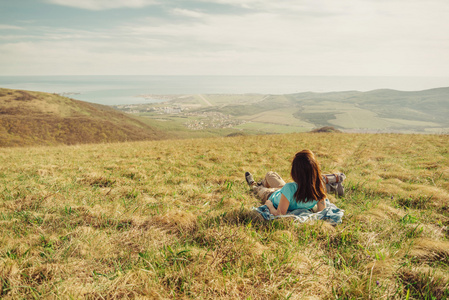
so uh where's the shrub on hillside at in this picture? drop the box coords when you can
[311,126,341,133]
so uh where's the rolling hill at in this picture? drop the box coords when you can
[0,88,168,147]
[289,87,449,131]
[118,87,449,134]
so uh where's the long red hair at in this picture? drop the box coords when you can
[290,149,326,203]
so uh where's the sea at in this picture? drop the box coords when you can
[0,75,448,106]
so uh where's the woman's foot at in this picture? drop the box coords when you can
[245,172,255,186]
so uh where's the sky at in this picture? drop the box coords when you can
[0,0,448,76]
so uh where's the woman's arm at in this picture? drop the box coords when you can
[316,198,326,212]
[265,194,289,216]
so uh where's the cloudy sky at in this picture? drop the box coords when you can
[1,0,448,76]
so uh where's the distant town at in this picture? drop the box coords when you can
[114,100,246,130]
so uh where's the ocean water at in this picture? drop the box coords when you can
[0,75,448,105]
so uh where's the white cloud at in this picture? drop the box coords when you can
[195,0,367,14]
[103,5,449,76]
[0,24,23,30]
[1,0,448,75]
[44,0,158,10]
[172,8,206,19]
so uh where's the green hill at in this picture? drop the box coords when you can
[0,88,168,147]
[288,87,449,131]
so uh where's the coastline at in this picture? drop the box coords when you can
[1,75,448,105]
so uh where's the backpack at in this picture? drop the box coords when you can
[322,173,346,196]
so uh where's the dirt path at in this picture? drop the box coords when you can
[198,94,213,106]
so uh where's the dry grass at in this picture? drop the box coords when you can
[0,133,448,299]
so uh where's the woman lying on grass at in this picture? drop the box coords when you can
[245,149,327,216]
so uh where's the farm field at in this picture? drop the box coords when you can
[233,122,307,134]
[0,132,448,299]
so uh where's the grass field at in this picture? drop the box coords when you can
[234,122,309,134]
[0,133,448,299]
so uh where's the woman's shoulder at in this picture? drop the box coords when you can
[283,182,298,190]
[281,182,298,199]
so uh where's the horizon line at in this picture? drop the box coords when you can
[1,74,449,78]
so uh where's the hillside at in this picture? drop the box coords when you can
[0,133,448,299]
[0,88,168,147]
[290,87,449,132]
[116,87,449,134]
